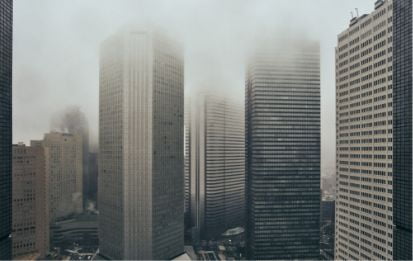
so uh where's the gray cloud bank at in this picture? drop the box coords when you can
[13,0,376,177]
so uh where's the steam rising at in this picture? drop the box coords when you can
[50,106,88,135]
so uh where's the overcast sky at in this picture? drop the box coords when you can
[13,0,376,177]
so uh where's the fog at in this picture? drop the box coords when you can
[13,0,376,177]
[50,106,88,135]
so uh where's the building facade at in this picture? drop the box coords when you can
[335,1,394,259]
[190,93,245,240]
[51,108,89,208]
[184,98,191,231]
[99,28,184,260]
[245,40,321,259]
[35,132,83,221]
[88,152,98,208]
[0,0,13,259]
[320,197,335,260]
[12,144,49,259]
[392,0,412,259]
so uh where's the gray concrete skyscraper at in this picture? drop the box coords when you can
[99,28,184,260]
[0,0,13,259]
[190,93,245,240]
[245,39,321,259]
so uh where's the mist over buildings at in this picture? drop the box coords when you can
[50,106,88,135]
[12,0,376,177]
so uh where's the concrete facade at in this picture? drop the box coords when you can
[335,1,394,259]
[34,132,83,222]
[12,143,49,259]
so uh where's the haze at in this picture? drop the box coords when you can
[13,0,376,177]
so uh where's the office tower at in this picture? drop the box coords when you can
[12,143,49,259]
[245,39,321,259]
[51,108,90,208]
[190,93,245,240]
[184,99,191,230]
[0,0,12,259]
[335,0,394,259]
[35,132,83,221]
[392,0,412,259]
[99,28,184,260]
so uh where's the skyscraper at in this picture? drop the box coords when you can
[335,0,394,259]
[0,0,12,259]
[51,107,90,208]
[33,132,83,221]
[99,28,184,260]
[184,98,192,231]
[190,93,245,240]
[392,0,412,259]
[245,39,321,259]
[12,143,49,259]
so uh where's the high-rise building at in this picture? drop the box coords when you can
[99,28,184,260]
[51,107,90,208]
[184,98,191,231]
[335,1,394,259]
[245,39,321,259]
[190,93,245,240]
[12,143,49,259]
[33,132,83,221]
[0,0,13,259]
[392,0,412,260]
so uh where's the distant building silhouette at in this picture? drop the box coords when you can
[88,152,98,208]
[190,93,245,240]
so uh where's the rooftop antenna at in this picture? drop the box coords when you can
[350,11,354,19]
[355,8,359,17]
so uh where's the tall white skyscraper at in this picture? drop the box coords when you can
[98,28,184,260]
[335,0,394,259]
[190,93,245,240]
